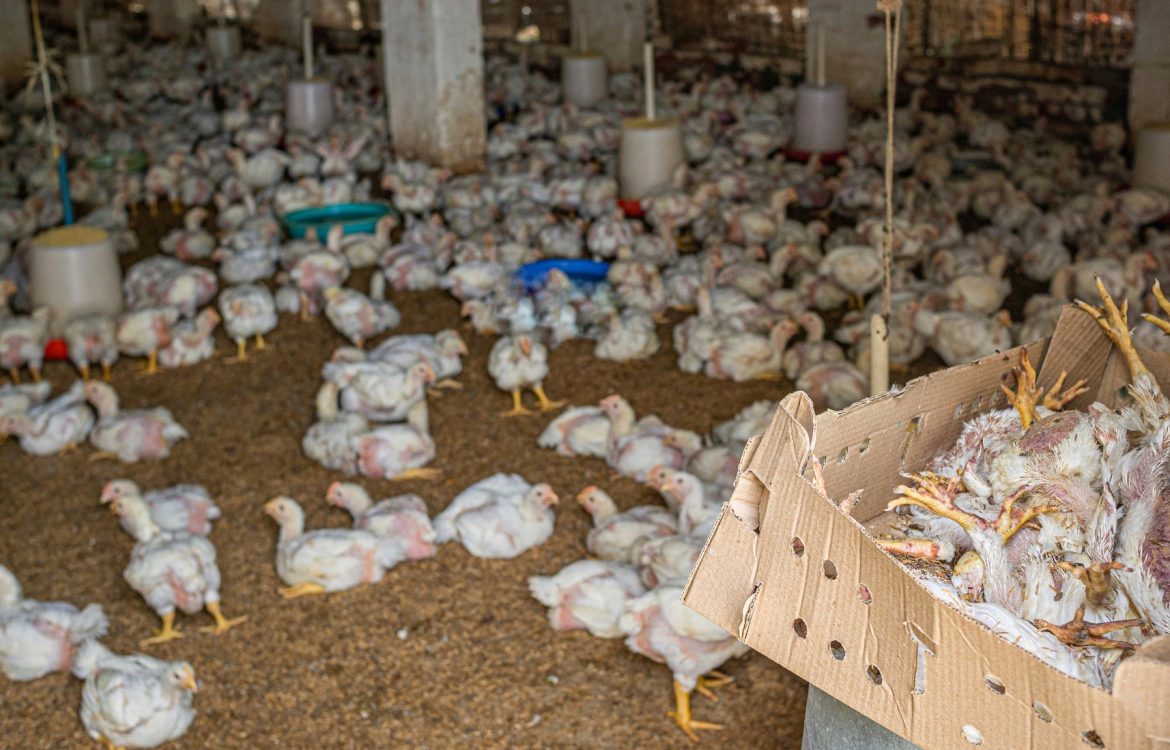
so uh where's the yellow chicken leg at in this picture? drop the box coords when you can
[6,367,19,384]
[138,350,160,377]
[140,611,183,647]
[667,679,724,741]
[170,198,182,215]
[392,467,442,481]
[79,362,91,381]
[279,582,326,599]
[693,671,735,702]
[532,385,565,412]
[227,339,248,363]
[101,362,113,382]
[501,389,533,416]
[201,601,248,635]
[255,333,268,350]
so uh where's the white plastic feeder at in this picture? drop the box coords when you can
[561,7,606,108]
[1134,123,1170,194]
[562,53,607,108]
[791,20,847,154]
[29,226,122,336]
[286,12,334,136]
[66,52,107,97]
[618,42,683,199]
[286,79,334,136]
[206,25,241,64]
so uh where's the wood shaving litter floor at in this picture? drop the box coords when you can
[0,210,937,749]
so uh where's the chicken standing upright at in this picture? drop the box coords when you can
[0,564,108,681]
[488,332,564,416]
[218,283,277,361]
[64,312,119,381]
[72,640,198,750]
[110,493,246,646]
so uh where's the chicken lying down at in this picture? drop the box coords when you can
[111,494,246,647]
[323,358,434,422]
[488,332,565,416]
[265,496,396,598]
[158,307,221,369]
[72,640,197,750]
[0,380,51,444]
[537,404,610,458]
[0,564,108,681]
[366,329,468,390]
[602,395,703,482]
[302,381,368,475]
[578,486,679,564]
[434,474,559,559]
[352,400,438,481]
[327,482,437,563]
[0,380,95,456]
[637,535,704,588]
[101,479,220,537]
[871,279,1170,689]
[323,274,401,348]
[529,559,646,638]
[619,585,749,741]
[85,381,188,462]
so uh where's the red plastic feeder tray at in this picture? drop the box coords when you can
[780,147,847,165]
[44,338,69,361]
[618,198,644,218]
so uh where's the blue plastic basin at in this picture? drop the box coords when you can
[283,203,393,239]
[516,259,610,292]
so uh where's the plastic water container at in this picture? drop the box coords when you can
[618,117,684,200]
[283,203,394,240]
[286,78,335,137]
[29,225,122,336]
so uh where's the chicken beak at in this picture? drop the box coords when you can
[263,500,280,518]
[325,482,341,505]
[519,338,533,356]
[182,673,199,694]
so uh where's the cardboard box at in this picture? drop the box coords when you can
[682,306,1170,750]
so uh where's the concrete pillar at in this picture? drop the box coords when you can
[802,686,922,750]
[1130,0,1170,130]
[570,0,644,72]
[149,0,200,41]
[252,0,303,48]
[805,0,893,109]
[381,0,486,173]
[0,1,33,88]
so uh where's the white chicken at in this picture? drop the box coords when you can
[323,359,434,422]
[158,307,221,369]
[352,400,439,480]
[326,482,437,563]
[264,496,391,598]
[218,283,277,360]
[72,641,198,750]
[111,493,246,646]
[366,329,468,389]
[488,332,564,416]
[0,381,95,456]
[100,479,221,537]
[529,559,646,638]
[116,306,181,375]
[63,312,119,381]
[323,276,401,348]
[85,381,188,462]
[538,405,611,458]
[302,381,368,474]
[433,474,559,559]
[604,396,702,482]
[0,308,49,383]
[0,564,108,681]
[578,486,679,564]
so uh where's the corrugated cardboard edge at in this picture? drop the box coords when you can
[683,306,1170,750]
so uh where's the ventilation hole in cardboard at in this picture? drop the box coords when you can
[836,447,849,464]
[793,618,807,638]
[866,665,882,685]
[1081,730,1104,748]
[953,403,966,418]
[822,560,838,580]
[1032,702,1053,722]
[791,537,805,557]
[984,674,1005,695]
[961,725,984,745]
[858,583,872,604]
[829,640,845,660]
[858,437,871,454]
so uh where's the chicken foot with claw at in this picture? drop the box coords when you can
[1000,349,1088,430]
[1035,607,1143,651]
[200,601,247,635]
[139,611,183,647]
[1076,276,1149,380]
[1060,561,1129,607]
[667,679,724,742]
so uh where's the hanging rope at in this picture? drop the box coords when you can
[28,0,74,224]
[869,0,902,397]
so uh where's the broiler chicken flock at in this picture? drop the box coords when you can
[3,13,1170,750]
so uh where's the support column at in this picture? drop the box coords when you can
[1130,0,1170,130]
[570,0,644,72]
[149,0,199,41]
[805,0,893,109]
[0,1,33,89]
[252,0,302,48]
[381,0,486,173]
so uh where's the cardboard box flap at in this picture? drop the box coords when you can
[1109,635,1170,743]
